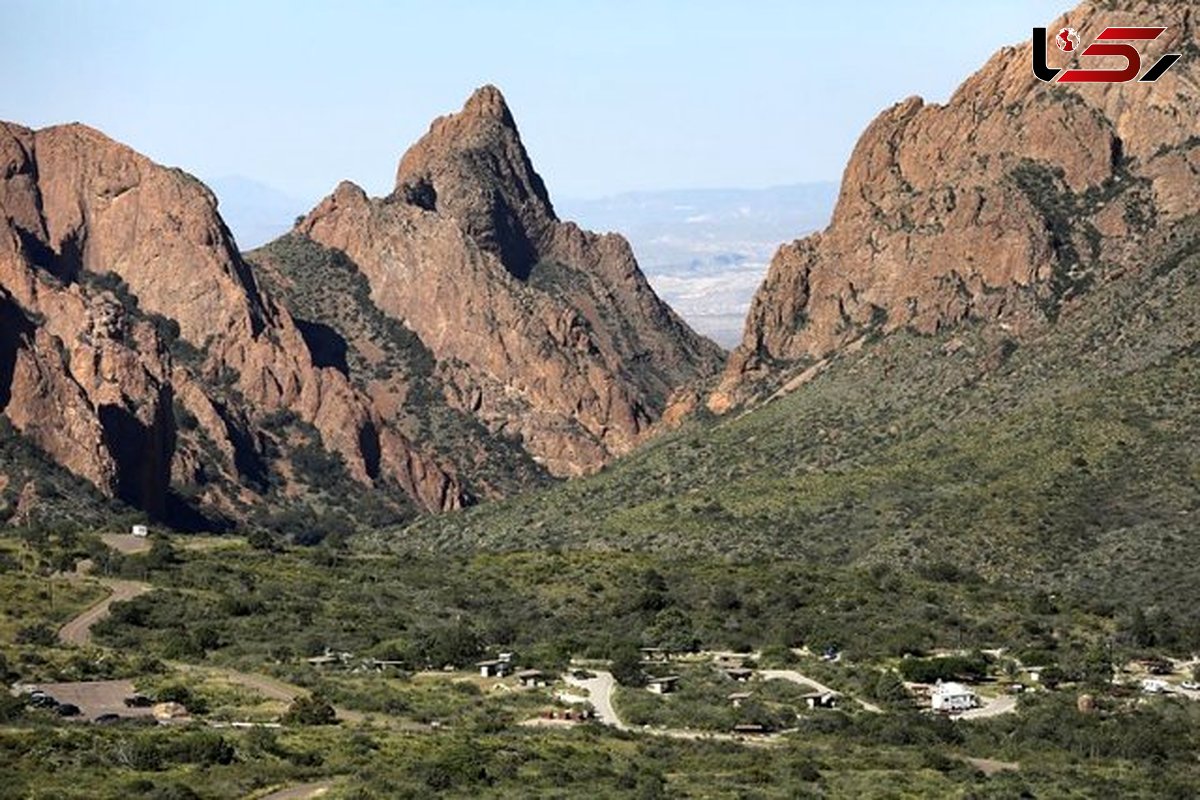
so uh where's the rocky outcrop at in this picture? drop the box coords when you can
[0,86,720,525]
[299,86,723,476]
[0,120,464,524]
[711,0,1200,410]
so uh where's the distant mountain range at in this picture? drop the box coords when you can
[559,184,838,346]
[204,176,310,250]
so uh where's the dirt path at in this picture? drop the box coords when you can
[255,780,336,800]
[963,756,1020,775]
[175,664,365,724]
[58,579,151,645]
[100,533,152,555]
[760,669,884,714]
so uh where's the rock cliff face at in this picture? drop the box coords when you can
[0,86,721,526]
[711,0,1199,410]
[298,86,723,476]
[0,121,462,526]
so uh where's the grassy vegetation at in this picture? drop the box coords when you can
[3,173,1200,796]
[0,538,105,646]
[78,539,1130,667]
[3,679,1199,798]
[400,226,1200,651]
[613,663,820,733]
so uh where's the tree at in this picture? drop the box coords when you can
[283,692,337,725]
[610,642,646,687]
[247,529,277,552]
[1078,646,1114,688]
[0,692,24,722]
[145,537,179,571]
[1125,607,1154,648]
[645,608,698,653]
[418,621,481,669]
[872,671,913,708]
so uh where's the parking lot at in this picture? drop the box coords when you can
[19,680,153,722]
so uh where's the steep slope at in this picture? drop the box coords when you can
[401,212,1200,617]
[295,86,724,476]
[0,88,721,527]
[249,233,549,502]
[401,1,1200,629]
[0,121,463,528]
[711,0,1199,409]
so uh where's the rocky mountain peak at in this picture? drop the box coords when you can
[707,0,1200,411]
[460,83,518,126]
[393,85,555,278]
[0,119,466,526]
[300,86,724,477]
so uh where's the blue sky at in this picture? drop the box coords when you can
[1,1,1064,202]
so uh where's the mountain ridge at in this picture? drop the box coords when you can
[297,85,724,477]
[0,87,721,528]
[708,0,1200,411]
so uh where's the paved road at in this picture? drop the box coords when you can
[958,693,1017,720]
[58,579,151,645]
[564,670,627,730]
[760,669,884,714]
[563,670,784,745]
[256,780,335,800]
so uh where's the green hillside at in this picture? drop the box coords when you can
[400,217,1200,640]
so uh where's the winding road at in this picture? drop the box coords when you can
[957,693,1017,720]
[564,670,627,730]
[760,669,884,714]
[58,578,151,646]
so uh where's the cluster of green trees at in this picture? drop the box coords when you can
[896,653,992,684]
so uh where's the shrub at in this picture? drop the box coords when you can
[283,692,337,725]
[611,643,646,687]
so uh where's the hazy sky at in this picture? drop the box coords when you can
[2,1,1064,202]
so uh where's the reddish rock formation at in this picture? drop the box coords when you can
[299,86,723,476]
[0,120,463,523]
[0,86,720,525]
[711,0,1199,411]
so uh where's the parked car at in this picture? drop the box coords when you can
[1180,681,1199,691]
[94,713,122,725]
[56,703,81,717]
[25,692,57,709]
[124,695,153,708]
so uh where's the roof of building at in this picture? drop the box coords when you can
[516,669,546,679]
[932,681,975,696]
[305,654,341,665]
[647,675,680,684]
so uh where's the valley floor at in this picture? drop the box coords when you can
[3,529,1200,798]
